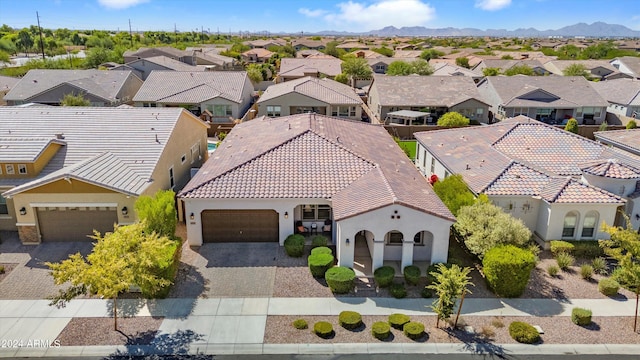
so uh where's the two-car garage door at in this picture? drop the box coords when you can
[201,210,279,243]
[37,207,118,242]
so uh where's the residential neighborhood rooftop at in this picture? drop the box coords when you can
[278,58,343,78]
[258,76,362,105]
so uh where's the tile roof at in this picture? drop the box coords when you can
[125,56,204,71]
[258,77,363,105]
[615,56,640,77]
[594,129,640,155]
[479,76,608,108]
[278,58,343,78]
[580,159,640,179]
[545,179,625,204]
[370,74,487,107]
[180,113,455,222]
[415,116,640,204]
[0,75,20,92]
[0,137,65,162]
[4,69,136,102]
[133,71,250,104]
[544,60,617,75]
[0,107,205,195]
[431,62,481,78]
[590,78,640,106]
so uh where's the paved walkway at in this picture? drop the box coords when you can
[0,297,639,357]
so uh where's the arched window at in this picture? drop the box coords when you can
[581,211,599,238]
[562,211,579,238]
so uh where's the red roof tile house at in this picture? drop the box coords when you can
[414,116,640,244]
[179,113,455,270]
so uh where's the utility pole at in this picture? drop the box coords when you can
[174,23,177,46]
[201,25,204,41]
[129,19,133,48]
[36,11,45,60]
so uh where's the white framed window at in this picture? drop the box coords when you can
[210,104,233,117]
[301,204,331,220]
[266,105,281,117]
[18,164,27,174]
[169,166,174,188]
[513,107,528,116]
[581,211,598,238]
[386,231,403,245]
[331,106,355,117]
[476,108,484,115]
[5,164,14,175]
[430,157,436,174]
[562,211,578,238]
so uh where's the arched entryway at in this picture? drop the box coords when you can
[413,230,434,263]
[353,230,374,276]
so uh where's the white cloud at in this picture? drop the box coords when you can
[475,0,511,11]
[97,0,149,10]
[299,8,328,17]
[304,0,436,31]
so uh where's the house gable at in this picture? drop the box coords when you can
[20,178,117,194]
[514,88,560,103]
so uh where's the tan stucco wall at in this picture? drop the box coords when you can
[257,92,363,120]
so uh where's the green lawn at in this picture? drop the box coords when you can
[398,140,417,160]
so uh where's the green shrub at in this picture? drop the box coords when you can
[546,264,559,277]
[571,241,604,259]
[509,321,540,344]
[311,246,332,256]
[311,235,328,248]
[550,240,575,256]
[403,321,425,340]
[421,287,433,298]
[0,265,4,274]
[389,313,411,329]
[325,266,355,294]
[527,243,541,261]
[483,245,536,298]
[591,257,608,275]
[292,318,308,329]
[284,234,305,257]
[339,311,363,330]
[308,253,334,278]
[371,321,391,340]
[598,278,619,296]
[374,266,395,288]
[580,264,593,280]
[389,282,407,299]
[403,265,421,286]
[571,307,592,326]
[313,321,334,338]
[556,252,575,270]
[146,239,182,298]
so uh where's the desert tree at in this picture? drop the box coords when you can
[427,263,474,328]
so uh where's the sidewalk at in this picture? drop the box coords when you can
[1,297,639,357]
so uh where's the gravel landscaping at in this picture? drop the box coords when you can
[56,317,163,346]
[265,315,640,344]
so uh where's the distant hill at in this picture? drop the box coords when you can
[316,22,640,37]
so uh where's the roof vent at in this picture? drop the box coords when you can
[155,134,159,143]
[336,136,341,143]
[55,133,65,139]
[466,164,470,170]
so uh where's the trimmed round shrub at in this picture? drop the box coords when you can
[311,246,332,256]
[371,321,391,340]
[311,235,328,248]
[421,287,433,298]
[313,321,334,339]
[284,234,305,257]
[308,253,334,278]
[325,266,355,294]
[556,252,575,271]
[550,240,574,256]
[580,264,593,280]
[403,265,421,286]
[403,321,425,340]
[571,307,592,326]
[339,311,363,330]
[292,318,308,330]
[374,266,395,288]
[509,321,540,344]
[546,264,559,277]
[483,245,536,298]
[591,257,608,275]
[389,282,407,299]
[598,278,620,296]
[389,313,411,329]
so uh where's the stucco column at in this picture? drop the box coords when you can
[371,239,385,272]
[401,239,414,270]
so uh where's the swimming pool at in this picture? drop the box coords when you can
[207,142,217,152]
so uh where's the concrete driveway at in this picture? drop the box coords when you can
[0,231,94,299]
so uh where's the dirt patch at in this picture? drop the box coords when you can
[265,315,640,345]
[0,263,17,283]
[56,317,163,346]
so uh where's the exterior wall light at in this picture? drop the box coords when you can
[190,212,195,221]
[19,207,27,216]
[346,238,350,246]
[284,211,289,219]
[121,206,128,216]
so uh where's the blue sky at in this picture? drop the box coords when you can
[0,0,638,33]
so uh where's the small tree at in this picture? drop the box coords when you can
[47,223,173,330]
[246,63,263,83]
[600,216,640,331]
[505,65,534,76]
[598,121,608,132]
[134,190,177,238]
[386,60,414,76]
[341,57,372,86]
[483,67,500,76]
[564,118,579,134]
[432,174,475,216]
[334,73,349,84]
[427,263,473,328]
[627,120,637,129]
[455,57,470,69]
[411,59,434,76]
[563,63,589,78]
[454,201,531,258]
[437,111,470,127]
[420,49,444,61]
[61,93,91,106]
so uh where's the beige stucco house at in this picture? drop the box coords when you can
[0,107,209,243]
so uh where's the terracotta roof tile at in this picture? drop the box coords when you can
[580,159,640,179]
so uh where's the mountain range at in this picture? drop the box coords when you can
[316,22,640,38]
